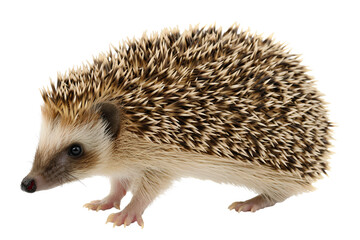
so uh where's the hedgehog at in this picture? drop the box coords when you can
[21,24,332,228]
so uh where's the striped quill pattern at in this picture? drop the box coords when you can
[41,25,332,182]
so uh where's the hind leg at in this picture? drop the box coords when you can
[225,159,316,213]
[228,194,277,212]
[228,181,314,213]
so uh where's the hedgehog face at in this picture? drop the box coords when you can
[21,102,121,193]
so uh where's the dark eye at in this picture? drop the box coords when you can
[68,144,83,157]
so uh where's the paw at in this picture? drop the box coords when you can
[83,198,120,211]
[228,195,275,212]
[106,208,144,228]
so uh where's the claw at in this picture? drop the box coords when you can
[83,203,94,211]
[114,202,120,210]
[124,217,130,228]
[236,205,244,213]
[106,213,116,224]
[96,205,102,212]
[228,201,243,211]
[228,202,236,210]
[137,218,144,229]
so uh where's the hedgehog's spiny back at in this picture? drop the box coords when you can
[42,25,332,181]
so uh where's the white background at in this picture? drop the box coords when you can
[1,0,359,239]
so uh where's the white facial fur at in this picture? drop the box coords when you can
[34,115,114,186]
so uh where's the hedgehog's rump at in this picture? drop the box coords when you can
[42,25,332,181]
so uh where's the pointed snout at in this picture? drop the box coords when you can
[21,177,37,193]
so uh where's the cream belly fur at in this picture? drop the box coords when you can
[85,131,315,227]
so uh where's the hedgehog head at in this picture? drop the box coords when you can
[21,99,122,193]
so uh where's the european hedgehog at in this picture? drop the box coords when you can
[21,24,332,228]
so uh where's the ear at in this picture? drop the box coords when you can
[96,102,121,139]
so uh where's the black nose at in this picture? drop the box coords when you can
[21,177,37,193]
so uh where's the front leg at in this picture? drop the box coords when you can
[106,169,173,228]
[84,177,130,211]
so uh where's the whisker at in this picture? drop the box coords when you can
[64,170,86,187]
